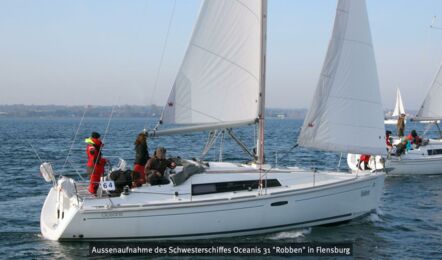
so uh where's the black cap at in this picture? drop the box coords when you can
[91,132,101,138]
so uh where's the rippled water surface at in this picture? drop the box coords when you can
[0,117,440,259]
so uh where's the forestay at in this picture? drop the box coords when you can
[160,0,262,126]
[298,0,386,156]
[416,62,442,119]
[392,88,405,117]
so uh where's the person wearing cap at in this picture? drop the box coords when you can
[132,132,150,187]
[144,147,176,185]
[397,113,406,137]
[85,132,107,194]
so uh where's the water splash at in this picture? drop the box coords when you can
[376,208,385,216]
[366,213,383,223]
[268,228,311,240]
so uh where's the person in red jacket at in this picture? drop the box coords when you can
[357,154,371,170]
[85,132,107,194]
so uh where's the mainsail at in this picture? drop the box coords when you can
[392,88,405,117]
[298,0,386,156]
[160,0,263,126]
[416,62,442,119]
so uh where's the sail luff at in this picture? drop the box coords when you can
[298,0,386,156]
[416,61,442,119]
[156,1,205,129]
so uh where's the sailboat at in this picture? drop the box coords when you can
[40,0,386,241]
[348,62,442,175]
[384,88,406,125]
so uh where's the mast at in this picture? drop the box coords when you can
[256,0,267,166]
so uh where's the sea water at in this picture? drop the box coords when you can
[0,117,440,258]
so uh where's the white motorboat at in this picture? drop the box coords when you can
[41,0,386,241]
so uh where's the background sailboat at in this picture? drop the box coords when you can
[384,88,406,125]
[381,60,442,175]
[349,62,442,175]
[415,61,442,126]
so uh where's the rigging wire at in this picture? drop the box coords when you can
[91,105,116,176]
[102,105,116,144]
[258,142,299,195]
[145,0,177,131]
[3,131,43,164]
[62,105,88,170]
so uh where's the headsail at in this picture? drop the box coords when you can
[298,0,386,156]
[416,62,442,119]
[392,88,405,117]
[160,0,263,126]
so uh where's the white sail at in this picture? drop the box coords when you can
[392,88,405,116]
[161,0,262,125]
[298,0,386,156]
[416,62,442,119]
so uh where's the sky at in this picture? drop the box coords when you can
[1,0,442,110]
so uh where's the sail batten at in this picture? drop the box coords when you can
[298,0,386,156]
[161,0,263,126]
[189,42,260,82]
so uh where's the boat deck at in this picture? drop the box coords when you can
[73,162,373,211]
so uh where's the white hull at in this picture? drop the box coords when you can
[385,156,442,175]
[348,139,442,175]
[384,119,407,125]
[41,162,384,241]
[384,119,397,125]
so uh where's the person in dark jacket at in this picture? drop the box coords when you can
[133,132,149,187]
[145,147,176,185]
[406,130,422,148]
[386,130,393,152]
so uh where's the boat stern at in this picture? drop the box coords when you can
[40,184,80,241]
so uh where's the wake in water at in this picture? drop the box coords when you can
[362,208,385,224]
[366,213,382,223]
[267,228,312,240]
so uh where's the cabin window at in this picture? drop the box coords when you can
[191,179,281,196]
[427,149,442,155]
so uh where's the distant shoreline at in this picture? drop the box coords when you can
[0,105,308,119]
